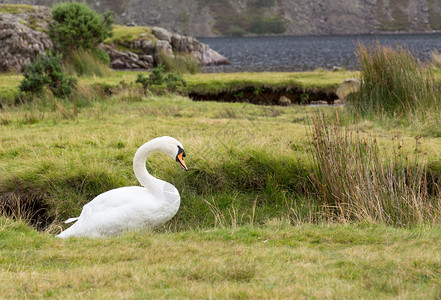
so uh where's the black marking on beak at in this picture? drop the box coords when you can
[176,146,188,171]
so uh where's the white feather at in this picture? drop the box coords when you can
[56,136,185,238]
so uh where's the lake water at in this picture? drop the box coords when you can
[199,34,441,72]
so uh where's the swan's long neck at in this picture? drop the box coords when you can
[133,139,165,195]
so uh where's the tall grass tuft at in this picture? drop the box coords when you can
[158,51,201,74]
[310,113,441,225]
[63,49,112,77]
[349,42,440,120]
[430,49,441,69]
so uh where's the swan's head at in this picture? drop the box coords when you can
[158,136,188,171]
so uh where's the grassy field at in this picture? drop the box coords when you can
[2,218,441,299]
[1,68,441,298]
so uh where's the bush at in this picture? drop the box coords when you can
[49,2,113,52]
[136,64,187,94]
[18,52,75,99]
[248,17,286,34]
[350,42,441,119]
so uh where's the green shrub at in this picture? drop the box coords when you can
[18,52,75,99]
[136,65,187,94]
[49,2,113,52]
[350,42,441,120]
[226,25,246,37]
[165,73,187,93]
[248,17,286,34]
[91,48,111,65]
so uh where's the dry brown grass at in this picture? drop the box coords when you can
[310,113,441,225]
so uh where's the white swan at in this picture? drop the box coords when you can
[56,136,188,238]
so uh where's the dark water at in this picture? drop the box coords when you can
[198,34,441,72]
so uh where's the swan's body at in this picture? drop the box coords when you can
[57,136,187,238]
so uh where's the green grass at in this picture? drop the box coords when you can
[350,43,441,119]
[0,4,35,14]
[310,113,440,225]
[1,92,440,228]
[104,25,156,46]
[0,70,357,106]
[158,51,202,74]
[1,68,441,297]
[1,218,441,298]
[63,49,112,77]
[347,43,441,136]
[185,70,357,94]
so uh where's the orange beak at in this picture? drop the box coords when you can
[177,152,188,171]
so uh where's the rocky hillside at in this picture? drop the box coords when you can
[0,4,229,71]
[2,0,441,37]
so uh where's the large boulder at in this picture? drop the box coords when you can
[170,32,230,66]
[0,5,53,71]
[155,40,174,57]
[151,27,230,66]
[152,26,172,43]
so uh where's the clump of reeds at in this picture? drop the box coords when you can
[63,49,112,77]
[158,51,201,74]
[350,42,440,120]
[310,113,441,225]
[430,49,441,68]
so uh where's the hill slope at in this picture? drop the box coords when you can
[2,0,441,36]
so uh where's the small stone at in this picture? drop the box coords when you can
[310,100,329,105]
[278,96,292,106]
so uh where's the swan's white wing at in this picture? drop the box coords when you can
[80,186,152,212]
[58,185,179,238]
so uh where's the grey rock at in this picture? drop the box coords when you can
[310,100,329,105]
[152,26,171,42]
[0,5,229,71]
[133,40,141,49]
[336,78,361,100]
[141,40,155,54]
[3,0,441,37]
[140,55,154,65]
[110,58,126,69]
[0,6,53,71]
[278,96,292,106]
[155,39,174,57]
[100,44,153,70]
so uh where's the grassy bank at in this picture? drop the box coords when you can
[0,70,357,107]
[1,93,440,228]
[2,218,441,299]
